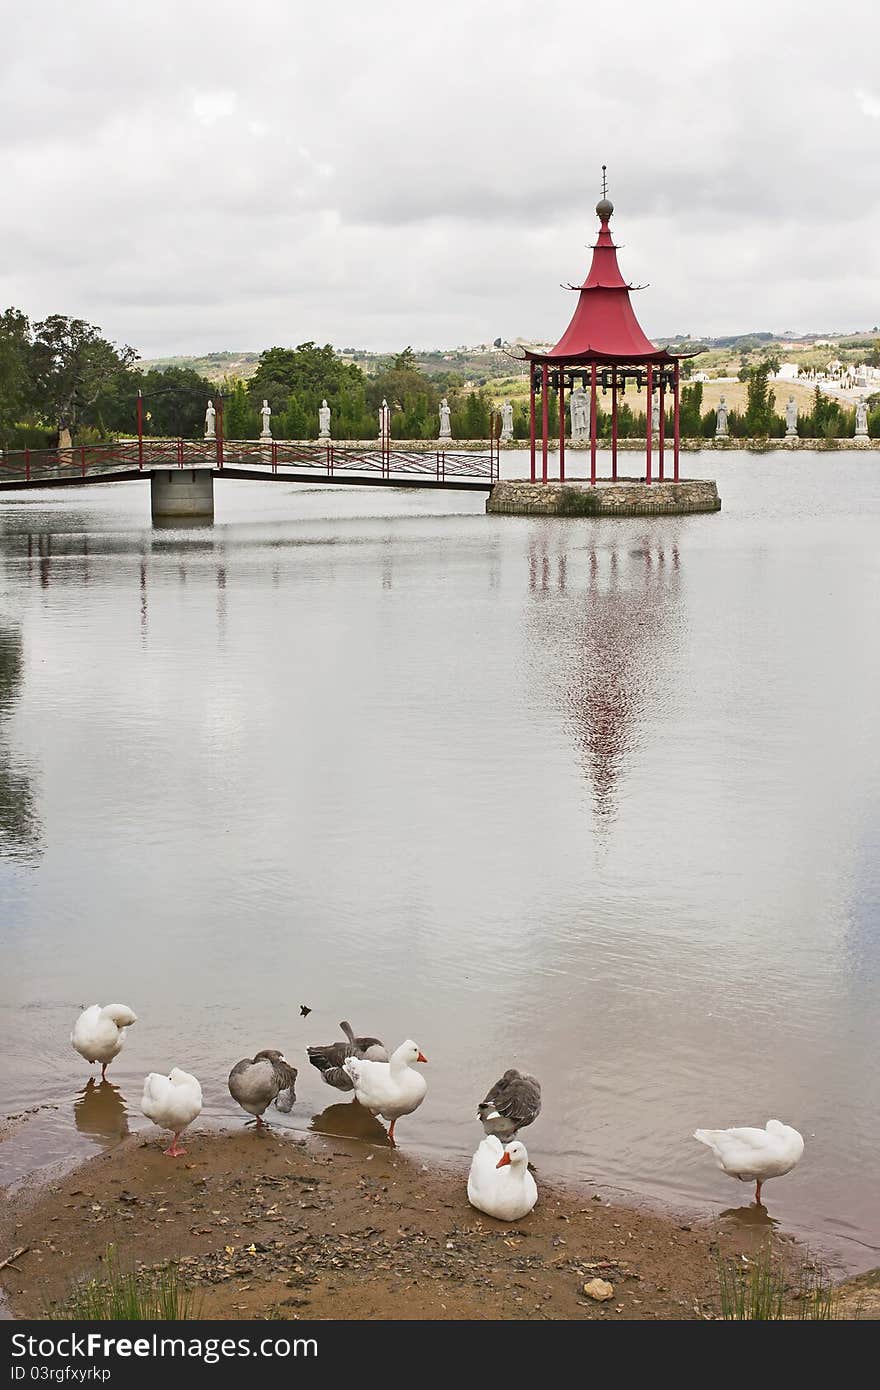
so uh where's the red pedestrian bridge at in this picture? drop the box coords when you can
[0,437,500,494]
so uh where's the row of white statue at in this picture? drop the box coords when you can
[202,392,871,443]
[203,397,455,443]
[715,393,870,439]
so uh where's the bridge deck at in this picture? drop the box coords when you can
[0,466,493,493]
[0,440,498,492]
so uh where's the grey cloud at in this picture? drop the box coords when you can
[2,0,878,354]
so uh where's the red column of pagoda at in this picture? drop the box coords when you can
[529,363,536,482]
[645,364,653,484]
[558,372,566,481]
[541,364,549,483]
[611,367,618,481]
[523,175,683,487]
[673,361,681,481]
[590,363,597,486]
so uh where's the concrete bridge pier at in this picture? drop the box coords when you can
[151,469,214,523]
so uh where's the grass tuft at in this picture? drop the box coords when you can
[48,1247,198,1321]
[716,1241,843,1320]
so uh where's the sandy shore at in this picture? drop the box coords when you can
[5,1117,866,1322]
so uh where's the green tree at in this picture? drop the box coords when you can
[801,385,846,439]
[277,395,309,440]
[223,378,259,439]
[743,363,777,437]
[513,401,530,439]
[30,315,138,445]
[250,342,361,400]
[250,342,366,439]
[678,381,703,436]
[368,352,440,439]
[392,346,418,373]
[94,365,212,439]
[0,308,34,447]
[453,389,492,439]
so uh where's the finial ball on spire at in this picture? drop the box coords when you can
[596,164,613,221]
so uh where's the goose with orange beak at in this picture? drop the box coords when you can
[467,1135,537,1221]
[342,1039,427,1145]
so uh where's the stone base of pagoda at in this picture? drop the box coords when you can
[486,478,721,517]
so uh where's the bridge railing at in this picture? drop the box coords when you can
[0,440,195,481]
[0,436,501,485]
[222,440,500,482]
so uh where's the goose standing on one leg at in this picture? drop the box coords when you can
[307,1021,388,1091]
[71,1004,137,1080]
[477,1069,541,1141]
[693,1120,804,1207]
[141,1068,202,1157]
[342,1039,427,1144]
[228,1050,297,1129]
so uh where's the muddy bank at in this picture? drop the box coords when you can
[0,1118,835,1322]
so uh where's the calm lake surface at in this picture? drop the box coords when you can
[1,451,878,1271]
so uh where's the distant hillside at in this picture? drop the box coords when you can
[142,330,878,387]
[140,346,524,388]
[140,351,261,383]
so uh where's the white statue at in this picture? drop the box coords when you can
[259,399,272,440]
[500,400,514,441]
[855,396,869,438]
[785,395,798,437]
[204,399,216,440]
[651,395,660,434]
[439,397,452,440]
[378,398,389,441]
[570,386,590,440]
[318,399,331,439]
[715,396,729,439]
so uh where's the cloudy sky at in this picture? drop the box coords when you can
[2,0,879,356]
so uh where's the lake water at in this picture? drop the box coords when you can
[1,451,878,1273]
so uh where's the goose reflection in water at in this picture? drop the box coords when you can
[720,1204,779,1232]
[309,1100,391,1146]
[74,1079,129,1145]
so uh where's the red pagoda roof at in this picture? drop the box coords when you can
[527,197,677,365]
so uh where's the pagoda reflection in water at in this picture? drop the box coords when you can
[526,530,682,822]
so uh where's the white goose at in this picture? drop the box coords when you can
[141,1068,203,1157]
[342,1039,427,1144]
[71,1004,137,1080]
[467,1135,537,1221]
[694,1119,804,1206]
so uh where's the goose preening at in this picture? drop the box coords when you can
[693,1120,804,1206]
[141,1068,203,1157]
[342,1039,427,1144]
[307,1021,388,1091]
[71,1004,137,1080]
[477,1069,541,1141]
[467,1135,538,1221]
[227,1050,297,1128]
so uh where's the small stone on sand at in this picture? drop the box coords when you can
[583,1277,614,1301]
